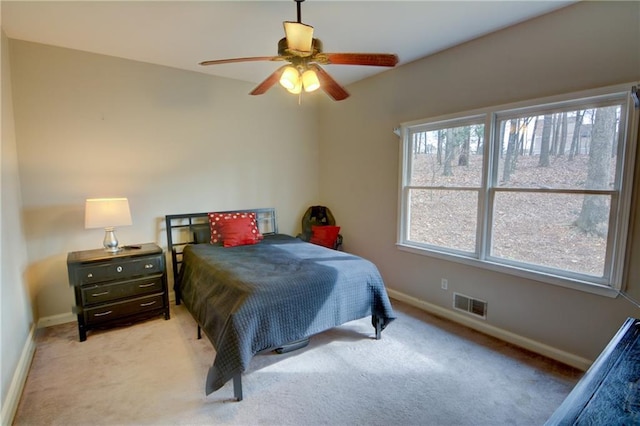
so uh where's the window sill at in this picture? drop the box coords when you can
[396,242,619,298]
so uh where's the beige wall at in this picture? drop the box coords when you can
[1,29,33,412]
[318,1,640,362]
[9,40,321,319]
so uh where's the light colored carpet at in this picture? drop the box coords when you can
[13,299,580,425]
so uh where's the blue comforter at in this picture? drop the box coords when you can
[178,234,396,394]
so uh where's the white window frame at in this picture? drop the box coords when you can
[397,83,640,297]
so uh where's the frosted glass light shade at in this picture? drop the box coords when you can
[287,78,303,94]
[283,21,314,54]
[302,69,320,92]
[85,198,132,229]
[279,66,300,91]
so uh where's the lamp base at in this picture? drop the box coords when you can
[103,228,121,253]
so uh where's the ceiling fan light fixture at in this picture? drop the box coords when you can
[302,69,320,92]
[279,66,300,90]
[283,21,314,55]
[199,0,398,101]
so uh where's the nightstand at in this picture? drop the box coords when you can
[67,243,170,341]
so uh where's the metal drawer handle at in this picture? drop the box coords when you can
[116,266,123,273]
[91,291,109,297]
[94,311,113,317]
[144,264,155,269]
[138,283,156,288]
[140,301,157,307]
[87,273,93,278]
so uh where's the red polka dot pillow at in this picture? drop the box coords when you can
[208,212,263,247]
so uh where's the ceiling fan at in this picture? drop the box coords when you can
[199,0,399,101]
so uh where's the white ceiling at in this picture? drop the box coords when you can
[2,1,576,88]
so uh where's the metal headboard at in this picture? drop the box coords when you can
[164,208,278,304]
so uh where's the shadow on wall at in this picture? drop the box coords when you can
[22,204,85,320]
[24,253,73,321]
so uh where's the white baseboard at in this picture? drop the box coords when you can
[1,324,36,426]
[387,288,592,372]
[37,312,75,328]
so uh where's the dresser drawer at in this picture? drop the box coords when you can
[84,294,165,326]
[81,275,164,306]
[75,254,163,285]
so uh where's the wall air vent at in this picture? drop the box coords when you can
[453,292,487,319]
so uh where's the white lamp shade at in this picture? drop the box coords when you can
[279,66,300,90]
[283,21,314,54]
[302,69,320,92]
[287,77,303,94]
[85,198,132,229]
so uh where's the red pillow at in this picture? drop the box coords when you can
[218,216,260,247]
[310,225,341,249]
[208,212,263,246]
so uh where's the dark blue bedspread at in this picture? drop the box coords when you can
[178,234,396,394]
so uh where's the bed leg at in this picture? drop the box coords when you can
[197,325,202,340]
[174,285,182,305]
[374,315,383,340]
[233,373,243,401]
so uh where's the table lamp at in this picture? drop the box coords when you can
[85,198,132,252]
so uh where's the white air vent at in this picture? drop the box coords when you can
[453,293,487,319]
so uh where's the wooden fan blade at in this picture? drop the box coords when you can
[322,53,398,67]
[249,66,287,96]
[309,64,349,101]
[199,56,282,66]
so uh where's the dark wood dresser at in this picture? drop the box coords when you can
[67,243,170,341]
[546,317,640,425]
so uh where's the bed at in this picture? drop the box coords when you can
[165,208,396,400]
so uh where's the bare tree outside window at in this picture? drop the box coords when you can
[401,87,635,288]
[538,114,552,167]
[576,105,617,236]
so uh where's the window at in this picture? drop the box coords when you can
[398,85,639,293]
